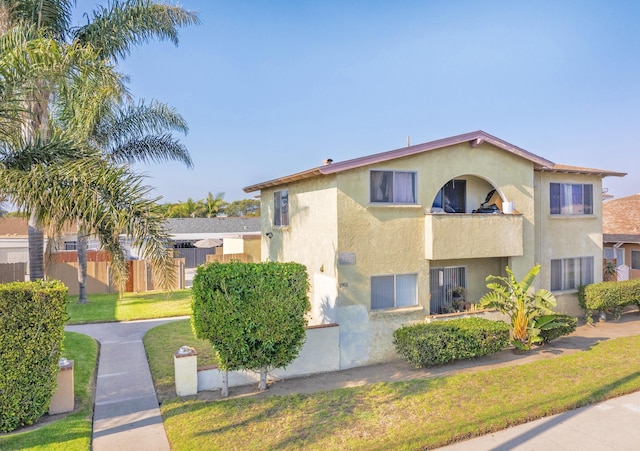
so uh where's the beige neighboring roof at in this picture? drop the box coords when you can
[540,164,626,177]
[603,194,640,243]
[0,217,28,237]
[0,217,78,238]
[243,130,625,193]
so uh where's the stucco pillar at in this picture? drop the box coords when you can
[49,358,74,415]
[174,345,198,396]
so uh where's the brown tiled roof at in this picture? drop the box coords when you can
[603,194,640,238]
[243,130,624,193]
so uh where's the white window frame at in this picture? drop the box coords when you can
[604,246,624,266]
[370,170,417,204]
[550,256,594,291]
[274,190,289,227]
[631,251,640,270]
[550,183,593,215]
[371,273,418,310]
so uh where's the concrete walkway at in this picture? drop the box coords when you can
[438,390,640,450]
[66,317,186,451]
[66,312,640,450]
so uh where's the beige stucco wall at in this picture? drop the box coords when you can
[261,176,339,325]
[534,172,604,315]
[258,140,606,368]
[331,141,537,367]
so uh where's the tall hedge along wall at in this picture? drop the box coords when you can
[191,262,310,373]
[0,280,68,432]
[580,279,640,319]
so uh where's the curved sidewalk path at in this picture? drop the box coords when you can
[66,317,186,451]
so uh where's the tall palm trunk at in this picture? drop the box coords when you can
[23,82,51,280]
[27,210,44,280]
[77,222,88,303]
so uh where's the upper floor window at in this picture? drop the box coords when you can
[274,190,289,226]
[371,273,418,310]
[550,183,593,215]
[64,241,77,251]
[370,170,416,204]
[432,179,466,213]
[550,256,594,291]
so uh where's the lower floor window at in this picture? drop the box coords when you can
[371,273,417,310]
[550,257,594,291]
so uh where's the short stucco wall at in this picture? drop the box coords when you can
[553,291,584,317]
[196,323,340,392]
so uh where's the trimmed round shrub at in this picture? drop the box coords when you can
[0,280,68,432]
[191,262,310,373]
[393,317,510,368]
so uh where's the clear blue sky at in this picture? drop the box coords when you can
[73,0,640,203]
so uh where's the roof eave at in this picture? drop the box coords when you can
[243,168,322,193]
[538,167,627,177]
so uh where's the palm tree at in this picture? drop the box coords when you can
[0,155,176,292]
[197,192,225,218]
[64,97,193,302]
[0,0,199,280]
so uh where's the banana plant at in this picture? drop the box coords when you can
[479,265,557,352]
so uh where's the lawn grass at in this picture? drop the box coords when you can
[154,334,640,450]
[66,289,192,324]
[0,332,98,451]
[144,319,218,399]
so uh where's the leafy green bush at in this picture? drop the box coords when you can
[537,314,578,343]
[393,317,510,368]
[191,262,310,393]
[583,279,640,320]
[0,280,68,432]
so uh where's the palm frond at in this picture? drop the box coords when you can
[72,0,200,61]
[108,134,192,167]
[1,0,72,40]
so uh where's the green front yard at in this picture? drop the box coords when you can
[65,289,192,324]
[150,333,640,450]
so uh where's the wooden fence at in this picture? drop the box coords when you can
[0,262,27,283]
[47,258,185,295]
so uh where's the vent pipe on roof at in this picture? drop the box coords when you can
[323,159,333,165]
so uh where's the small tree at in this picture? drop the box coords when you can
[191,262,310,395]
[479,265,557,352]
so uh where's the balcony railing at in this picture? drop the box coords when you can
[425,213,523,260]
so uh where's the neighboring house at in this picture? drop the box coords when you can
[603,194,640,279]
[0,217,29,264]
[243,130,625,369]
[164,217,261,267]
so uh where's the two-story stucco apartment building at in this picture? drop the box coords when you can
[244,130,625,368]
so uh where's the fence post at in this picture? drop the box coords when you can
[174,346,198,396]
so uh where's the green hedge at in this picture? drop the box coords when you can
[581,279,640,319]
[538,314,577,343]
[0,280,68,433]
[393,317,510,368]
[192,262,310,372]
